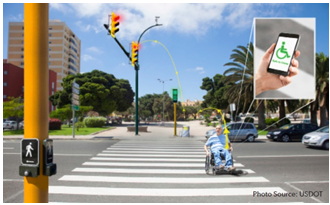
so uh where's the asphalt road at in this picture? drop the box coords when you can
[3,138,329,203]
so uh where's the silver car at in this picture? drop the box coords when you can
[205,122,258,142]
[302,126,329,150]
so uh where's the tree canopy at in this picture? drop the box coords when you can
[49,70,135,116]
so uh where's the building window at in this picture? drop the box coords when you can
[49,62,51,65]
[22,86,24,92]
[49,27,52,30]
[49,48,51,51]
[52,82,55,89]
[22,34,24,37]
[4,82,7,86]
[22,41,24,44]
[4,95,7,99]
[21,48,24,51]
[21,62,24,66]
[4,71,7,75]
[49,41,51,44]
[49,34,52,37]
[22,27,24,30]
[21,55,24,58]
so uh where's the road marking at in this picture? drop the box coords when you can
[3,153,93,156]
[103,150,206,154]
[91,157,206,162]
[285,182,324,203]
[98,153,207,158]
[59,175,269,183]
[3,179,24,182]
[237,155,329,158]
[111,145,203,149]
[287,181,329,184]
[49,186,286,196]
[83,162,244,167]
[3,147,14,149]
[72,167,255,174]
[107,148,204,151]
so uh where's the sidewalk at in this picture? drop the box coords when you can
[3,121,267,141]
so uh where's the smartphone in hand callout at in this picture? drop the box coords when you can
[267,33,300,76]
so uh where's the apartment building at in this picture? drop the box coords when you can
[7,20,81,91]
[3,60,57,113]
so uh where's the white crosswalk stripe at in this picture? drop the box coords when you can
[49,140,293,202]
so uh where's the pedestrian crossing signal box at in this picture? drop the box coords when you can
[19,139,40,177]
[43,139,57,176]
[19,139,57,177]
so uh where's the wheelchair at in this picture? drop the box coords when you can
[204,147,235,175]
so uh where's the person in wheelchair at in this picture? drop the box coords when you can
[204,124,235,171]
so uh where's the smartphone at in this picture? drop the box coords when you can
[267,33,300,76]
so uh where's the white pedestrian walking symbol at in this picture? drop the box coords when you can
[26,142,34,157]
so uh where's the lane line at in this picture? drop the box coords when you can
[107,148,204,151]
[103,150,206,154]
[4,147,14,149]
[83,162,244,167]
[59,175,269,183]
[49,186,286,196]
[3,153,93,156]
[72,167,255,174]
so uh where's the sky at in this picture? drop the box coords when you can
[2,3,329,103]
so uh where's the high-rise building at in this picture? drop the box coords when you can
[7,20,81,91]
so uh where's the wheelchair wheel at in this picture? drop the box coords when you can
[205,155,213,175]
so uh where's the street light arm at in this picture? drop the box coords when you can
[138,24,162,44]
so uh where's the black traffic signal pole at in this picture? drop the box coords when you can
[106,22,162,136]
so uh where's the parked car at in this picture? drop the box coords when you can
[267,123,319,142]
[205,122,258,142]
[3,121,18,130]
[19,121,24,129]
[302,126,329,150]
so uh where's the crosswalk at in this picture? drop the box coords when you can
[49,140,295,203]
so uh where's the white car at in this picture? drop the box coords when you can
[19,121,24,129]
[302,126,329,150]
[3,121,18,130]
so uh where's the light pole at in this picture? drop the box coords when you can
[158,78,172,123]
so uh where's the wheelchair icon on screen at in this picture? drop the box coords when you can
[276,42,291,59]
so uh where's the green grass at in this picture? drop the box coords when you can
[3,125,113,136]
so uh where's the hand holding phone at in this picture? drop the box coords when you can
[255,39,300,96]
[267,33,300,76]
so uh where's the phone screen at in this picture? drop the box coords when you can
[269,36,298,72]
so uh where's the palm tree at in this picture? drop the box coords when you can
[222,43,266,129]
[311,52,329,126]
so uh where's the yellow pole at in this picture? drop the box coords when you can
[174,103,177,136]
[24,3,49,203]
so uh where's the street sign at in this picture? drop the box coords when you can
[230,103,236,112]
[72,93,79,101]
[73,105,79,111]
[21,139,39,166]
[72,99,79,106]
[43,139,53,166]
[72,87,79,94]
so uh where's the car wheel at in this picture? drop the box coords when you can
[246,135,255,142]
[281,135,290,142]
[322,140,329,150]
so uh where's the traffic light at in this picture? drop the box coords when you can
[110,12,120,38]
[131,41,139,66]
[172,89,178,103]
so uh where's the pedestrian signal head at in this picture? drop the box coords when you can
[111,12,120,38]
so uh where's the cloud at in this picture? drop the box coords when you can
[76,21,102,33]
[86,46,103,54]
[82,54,95,61]
[7,14,23,22]
[50,3,286,40]
[195,67,205,74]
[50,3,72,13]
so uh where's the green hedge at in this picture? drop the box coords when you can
[83,117,107,128]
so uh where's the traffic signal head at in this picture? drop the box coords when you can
[172,89,178,103]
[131,41,139,67]
[111,12,120,38]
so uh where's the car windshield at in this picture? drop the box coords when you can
[280,124,294,129]
[316,126,329,133]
